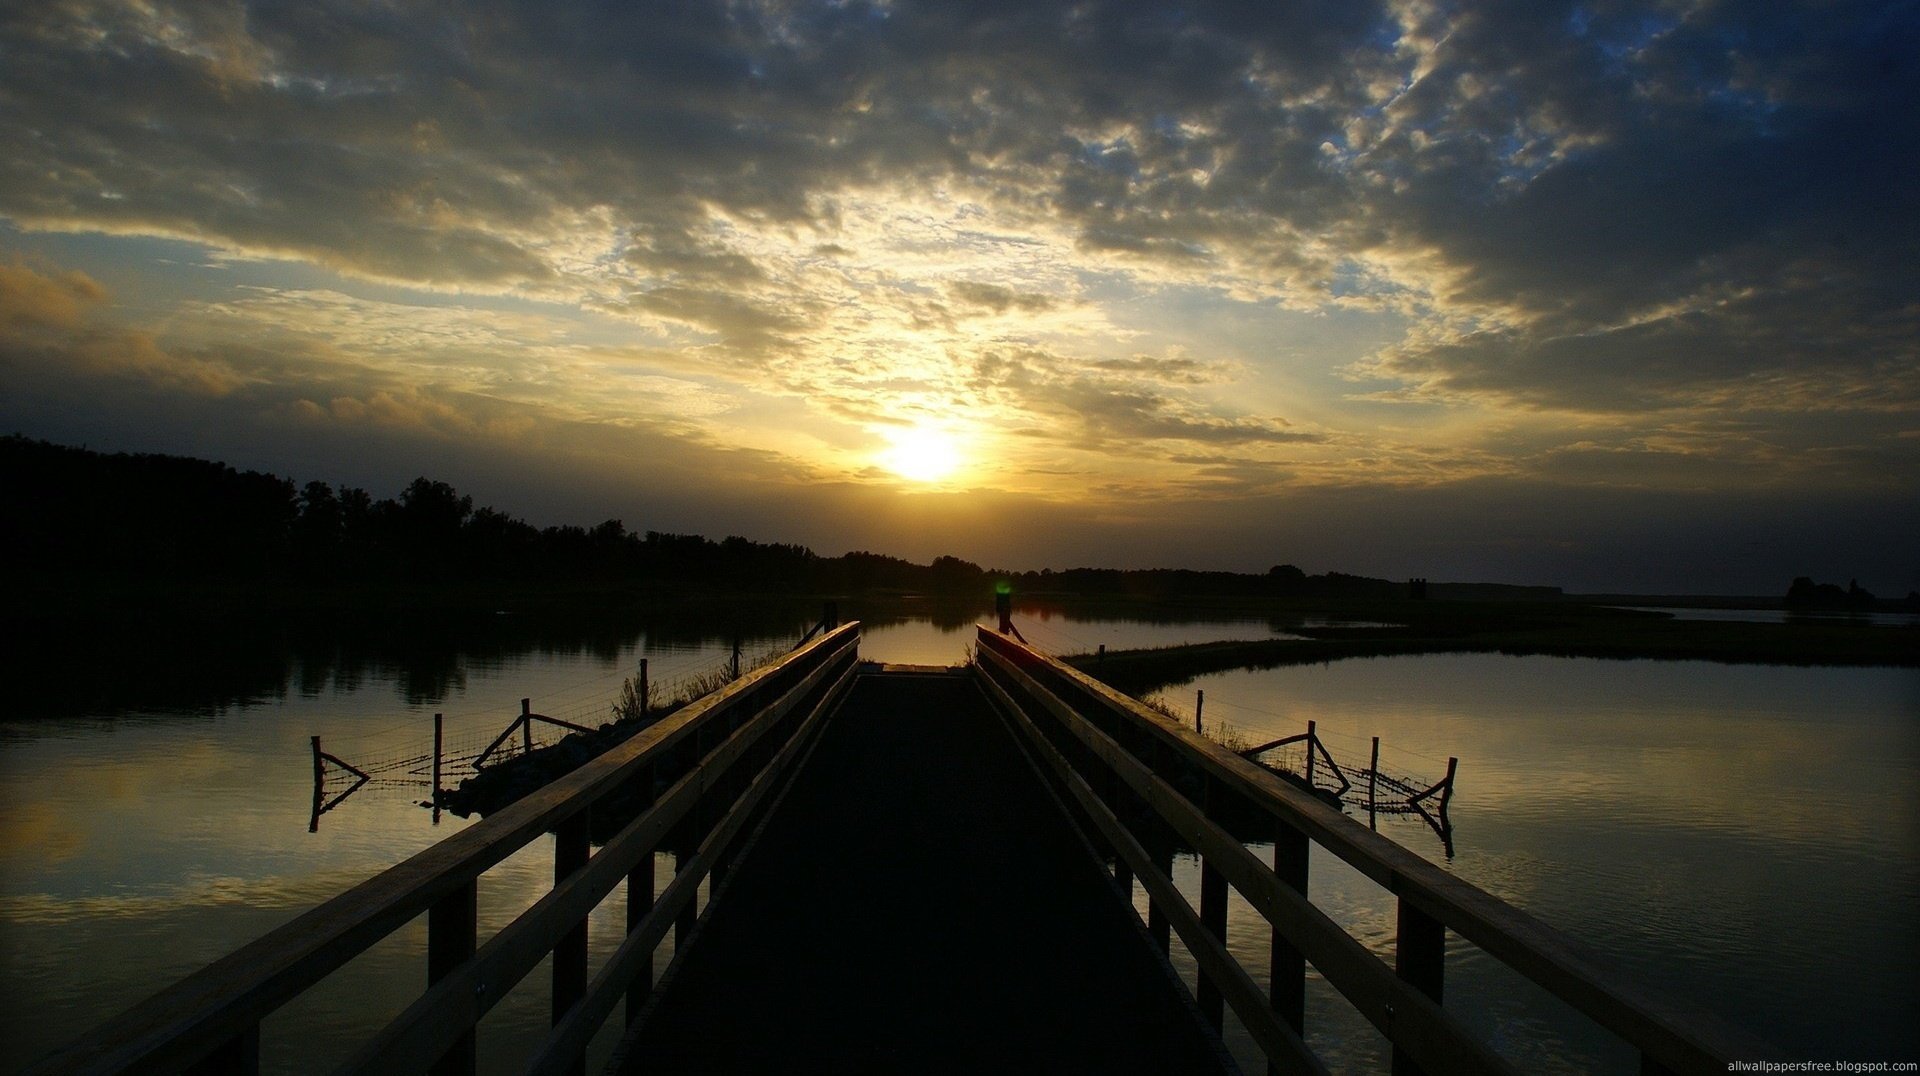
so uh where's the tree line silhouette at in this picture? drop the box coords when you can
[4,436,1507,601]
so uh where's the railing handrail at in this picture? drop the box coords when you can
[975,626,1770,1075]
[33,622,862,1075]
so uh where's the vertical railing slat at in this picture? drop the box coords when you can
[626,764,657,1027]
[1392,898,1445,1076]
[1270,823,1309,1038]
[427,880,478,1076]
[1196,777,1228,1032]
[552,812,591,1076]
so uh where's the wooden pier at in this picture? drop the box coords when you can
[31,622,1769,1074]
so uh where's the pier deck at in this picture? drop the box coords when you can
[621,668,1225,1072]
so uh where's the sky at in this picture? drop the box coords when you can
[1,0,1915,594]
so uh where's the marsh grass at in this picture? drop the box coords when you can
[609,645,786,725]
[1138,692,1253,754]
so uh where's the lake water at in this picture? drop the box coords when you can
[2,606,1913,1071]
[1142,655,1920,1072]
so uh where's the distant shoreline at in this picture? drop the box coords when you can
[1060,606,1918,695]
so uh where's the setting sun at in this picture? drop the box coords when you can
[877,425,965,483]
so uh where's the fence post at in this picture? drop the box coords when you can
[731,635,742,679]
[520,698,533,755]
[309,736,324,833]
[1194,689,1204,735]
[1369,735,1380,830]
[1305,721,1317,785]
[639,658,650,720]
[432,714,444,825]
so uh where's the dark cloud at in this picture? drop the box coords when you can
[0,259,106,331]
[1089,355,1217,384]
[6,1,1910,406]
[2,0,1915,590]
[0,261,242,395]
[946,281,1056,315]
[970,347,1319,449]
[1352,0,1920,409]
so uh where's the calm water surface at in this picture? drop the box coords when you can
[1144,655,1920,1072]
[2,609,1913,1072]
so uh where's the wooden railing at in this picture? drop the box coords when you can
[33,622,862,1075]
[975,626,1768,1076]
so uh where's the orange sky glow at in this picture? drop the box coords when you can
[1,0,1914,592]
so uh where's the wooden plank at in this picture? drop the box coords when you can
[525,657,857,1076]
[332,643,859,1075]
[977,628,1767,1075]
[979,667,1330,1076]
[979,647,1517,1076]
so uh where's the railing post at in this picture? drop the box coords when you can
[428,880,477,1076]
[1111,780,1135,896]
[627,763,657,1026]
[1144,745,1177,953]
[552,810,591,1076]
[1270,822,1309,1039]
[1146,819,1173,953]
[1196,779,1227,1032]
[1392,897,1445,1076]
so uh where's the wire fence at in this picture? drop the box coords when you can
[998,612,1457,852]
[309,632,810,823]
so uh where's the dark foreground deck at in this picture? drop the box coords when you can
[619,668,1227,1072]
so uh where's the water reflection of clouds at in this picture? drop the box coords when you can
[1175,655,1915,855]
[0,801,85,866]
[7,625,1913,1068]
[1165,652,1918,1063]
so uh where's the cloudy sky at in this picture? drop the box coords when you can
[2,0,1915,593]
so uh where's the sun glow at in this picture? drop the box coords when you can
[877,424,965,483]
